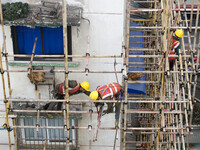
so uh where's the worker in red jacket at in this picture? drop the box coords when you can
[169,29,183,70]
[44,80,90,110]
[89,82,123,126]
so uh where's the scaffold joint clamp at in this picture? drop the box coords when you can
[86,53,90,56]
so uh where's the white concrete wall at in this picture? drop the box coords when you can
[0,0,125,150]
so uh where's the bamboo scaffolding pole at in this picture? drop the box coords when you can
[85,36,90,76]
[130,18,152,22]
[188,14,200,149]
[130,8,199,12]
[129,26,200,29]
[189,0,194,34]
[0,6,12,150]
[128,54,194,58]
[128,70,195,73]
[1,98,191,103]
[6,54,122,58]
[131,1,158,3]
[156,0,167,147]
[173,62,180,150]
[11,125,187,130]
[175,1,186,146]
[3,69,123,73]
[126,110,184,114]
[122,0,130,149]
[0,68,195,74]
[178,50,190,132]
[0,114,17,118]
[129,48,156,51]
[149,2,158,148]
[62,0,70,149]
[0,0,17,149]
[36,93,40,132]
[27,38,37,74]
[182,0,195,72]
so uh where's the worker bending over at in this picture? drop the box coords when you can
[89,82,123,126]
[44,81,90,110]
[168,29,183,70]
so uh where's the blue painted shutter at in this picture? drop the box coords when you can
[16,26,64,55]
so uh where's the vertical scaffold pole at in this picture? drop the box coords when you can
[62,0,70,150]
[0,0,12,149]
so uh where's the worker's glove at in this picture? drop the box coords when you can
[115,120,119,127]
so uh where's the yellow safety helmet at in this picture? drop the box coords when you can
[80,81,90,91]
[89,91,99,101]
[175,29,184,38]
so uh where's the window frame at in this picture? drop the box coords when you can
[11,26,72,61]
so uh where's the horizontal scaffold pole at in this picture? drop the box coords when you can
[3,70,123,73]
[11,126,187,131]
[130,8,199,12]
[0,99,191,103]
[6,54,122,58]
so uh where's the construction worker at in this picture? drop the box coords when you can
[44,81,90,110]
[89,82,123,126]
[168,29,183,70]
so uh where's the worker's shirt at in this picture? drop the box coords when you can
[172,36,181,55]
[97,82,121,100]
[169,36,181,60]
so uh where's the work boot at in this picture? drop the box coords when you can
[103,103,113,114]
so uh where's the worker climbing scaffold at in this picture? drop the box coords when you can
[168,29,183,70]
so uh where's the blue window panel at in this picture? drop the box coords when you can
[43,26,64,55]
[16,26,42,55]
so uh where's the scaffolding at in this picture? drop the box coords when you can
[0,0,199,150]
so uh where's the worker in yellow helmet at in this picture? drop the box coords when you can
[44,80,90,110]
[89,82,123,127]
[169,29,183,70]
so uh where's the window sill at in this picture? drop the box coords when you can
[8,61,79,67]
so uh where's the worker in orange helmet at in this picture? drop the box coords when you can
[44,81,91,110]
[169,29,183,70]
[89,82,123,126]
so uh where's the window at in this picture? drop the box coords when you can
[21,118,75,146]
[11,26,72,61]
